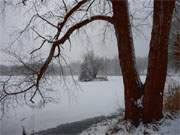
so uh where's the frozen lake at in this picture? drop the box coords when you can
[0,75,179,135]
[0,76,125,135]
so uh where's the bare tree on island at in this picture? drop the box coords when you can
[79,51,106,82]
[0,0,177,125]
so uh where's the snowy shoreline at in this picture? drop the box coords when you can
[34,113,120,135]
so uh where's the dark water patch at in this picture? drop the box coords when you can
[33,114,119,135]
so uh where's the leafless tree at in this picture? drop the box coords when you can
[0,0,113,118]
[168,0,180,72]
[0,0,177,125]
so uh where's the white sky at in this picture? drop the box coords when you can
[0,0,151,65]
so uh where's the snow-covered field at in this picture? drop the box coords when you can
[0,76,179,135]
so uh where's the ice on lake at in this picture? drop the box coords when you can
[0,75,179,135]
[0,76,125,135]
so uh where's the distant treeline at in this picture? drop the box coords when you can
[0,57,148,76]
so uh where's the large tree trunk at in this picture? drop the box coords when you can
[112,0,143,124]
[143,0,176,123]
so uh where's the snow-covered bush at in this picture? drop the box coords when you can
[79,51,104,81]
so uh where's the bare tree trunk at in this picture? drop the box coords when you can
[143,0,176,123]
[112,0,143,124]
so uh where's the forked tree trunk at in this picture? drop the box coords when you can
[143,0,176,123]
[112,0,143,124]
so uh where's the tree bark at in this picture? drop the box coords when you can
[112,0,143,124]
[143,0,176,123]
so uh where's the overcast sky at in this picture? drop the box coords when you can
[0,0,152,65]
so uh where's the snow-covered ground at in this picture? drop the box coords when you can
[80,113,180,135]
[0,76,179,135]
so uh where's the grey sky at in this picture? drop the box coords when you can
[0,0,151,65]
